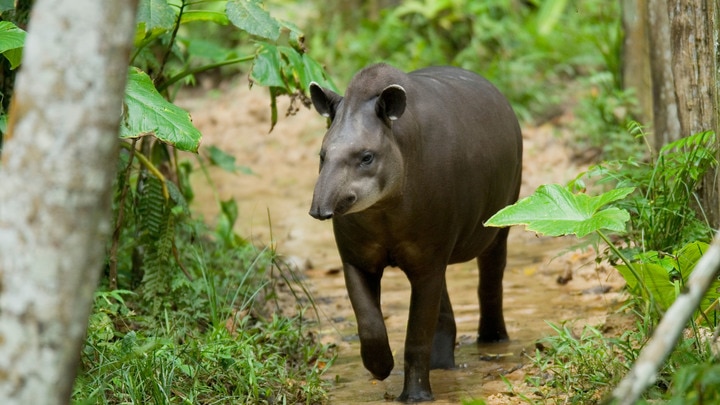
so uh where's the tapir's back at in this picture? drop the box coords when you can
[394,66,523,258]
[406,66,522,176]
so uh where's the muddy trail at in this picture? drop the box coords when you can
[178,80,627,404]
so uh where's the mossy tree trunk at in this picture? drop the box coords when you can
[0,0,138,403]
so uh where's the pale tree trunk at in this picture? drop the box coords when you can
[0,0,138,404]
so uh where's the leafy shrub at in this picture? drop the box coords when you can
[583,129,717,253]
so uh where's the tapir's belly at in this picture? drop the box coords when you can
[334,197,505,271]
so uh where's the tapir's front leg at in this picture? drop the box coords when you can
[343,263,394,380]
[398,269,446,402]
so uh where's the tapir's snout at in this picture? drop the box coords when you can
[309,206,333,220]
[309,187,357,221]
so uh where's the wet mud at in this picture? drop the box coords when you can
[178,80,627,404]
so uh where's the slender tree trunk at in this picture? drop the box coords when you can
[648,0,682,147]
[622,0,653,130]
[0,1,138,403]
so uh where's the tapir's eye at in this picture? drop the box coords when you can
[360,151,375,166]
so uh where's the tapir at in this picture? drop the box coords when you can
[308,63,522,402]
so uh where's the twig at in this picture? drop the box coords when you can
[108,139,138,290]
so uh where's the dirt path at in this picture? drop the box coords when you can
[178,79,626,404]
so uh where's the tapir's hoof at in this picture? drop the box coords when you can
[364,356,393,381]
[477,334,509,343]
[396,390,434,403]
[477,327,509,343]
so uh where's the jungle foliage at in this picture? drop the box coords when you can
[1,0,718,403]
[2,0,338,402]
[487,127,719,403]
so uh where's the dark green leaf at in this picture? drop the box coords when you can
[0,21,25,69]
[180,10,229,25]
[278,46,304,87]
[677,242,709,280]
[226,0,281,41]
[616,262,677,309]
[206,145,253,174]
[184,37,235,62]
[302,54,338,92]
[2,47,22,69]
[279,19,304,48]
[485,184,634,237]
[121,67,202,152]
[250,43,284,87]
[0,0,14,13]
[136,0,176,33]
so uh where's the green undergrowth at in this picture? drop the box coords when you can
[72,219,336,404]
[485,127,719,404]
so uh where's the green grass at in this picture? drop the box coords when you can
[72,220,335,404]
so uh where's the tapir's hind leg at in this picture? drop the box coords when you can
[430,278,456,369]
[477,227,510,342]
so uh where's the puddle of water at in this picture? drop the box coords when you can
[179,85,627,404]
[311,233,624,404]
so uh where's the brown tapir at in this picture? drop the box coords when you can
[308,63,522,402]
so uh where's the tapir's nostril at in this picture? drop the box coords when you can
[309,207,333,220]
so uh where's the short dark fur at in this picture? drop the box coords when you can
[309,63,523,402]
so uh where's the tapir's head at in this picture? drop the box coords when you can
[308,67,407,220]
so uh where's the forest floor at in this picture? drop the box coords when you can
[178,77,629,404]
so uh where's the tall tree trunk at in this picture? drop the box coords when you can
[648,0,682,147]
[0,1,138,403]
[622,0,654,131]
[667,0,719,228]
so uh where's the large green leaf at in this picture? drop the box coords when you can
[226,0,281,41]
[121,68,202,153]
[485,184,634,237]
[0,21,25,69]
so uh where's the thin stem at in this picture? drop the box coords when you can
[120,141,170,200]
[156,0,186,83]
[596,230,661,314]
[108,138,139,290]
[157,55,256,92]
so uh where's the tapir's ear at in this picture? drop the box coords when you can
[375,84,406,124]
[309,82,342,120]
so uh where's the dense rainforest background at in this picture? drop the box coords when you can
[0,0,718,404]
